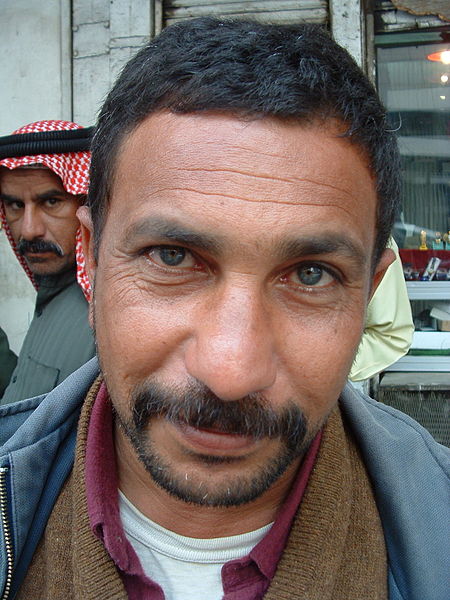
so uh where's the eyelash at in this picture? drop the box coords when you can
[4,201,22,209]
[143,246,204,272]
[3,198,63,210]
[143,245,341,290]
[281,263,341,291]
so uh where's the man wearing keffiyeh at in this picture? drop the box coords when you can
[0,120,95,404]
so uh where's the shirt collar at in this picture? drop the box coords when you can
[249,430,322,579]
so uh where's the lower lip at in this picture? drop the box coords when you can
[24,251,57,257]
[24,252,60,261]
[174,423,257,455]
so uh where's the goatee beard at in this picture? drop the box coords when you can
[115,379,311,508]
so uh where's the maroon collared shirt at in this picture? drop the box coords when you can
[86,383,321,600]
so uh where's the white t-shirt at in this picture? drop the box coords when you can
[119,491,273,600]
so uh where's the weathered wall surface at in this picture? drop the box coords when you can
[0,0,72,352]
[72,0,156,126]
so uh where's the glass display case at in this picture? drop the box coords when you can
[376,29,450,372]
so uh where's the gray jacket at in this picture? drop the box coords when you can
[0,329,16,397]
[0,358,449,600]
[1,269,95,405]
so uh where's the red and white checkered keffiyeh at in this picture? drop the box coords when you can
[0,120,92,300]
[75,229,92,302]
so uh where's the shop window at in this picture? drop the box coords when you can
[375,29,449,446]
[377,30,450,348]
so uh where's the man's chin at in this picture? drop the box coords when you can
[134,435,305,508]
[26,256,75,277]
[25,255,53,265]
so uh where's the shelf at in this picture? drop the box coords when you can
[406,281,450,300]
[411,331,450,349]
[380,372,450,390]
[386,355,450,372]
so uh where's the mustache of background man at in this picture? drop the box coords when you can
[18,238,64,257]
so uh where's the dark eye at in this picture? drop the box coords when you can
[288,264,335,288]
[146,246,197,269]
[159,247,186,266]
[297,265,323,285]
[3,200,23,211]
[44,197,62,207]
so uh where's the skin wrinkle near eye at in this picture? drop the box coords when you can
[100,266,154,307]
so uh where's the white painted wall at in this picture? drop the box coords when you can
[330,0,364,67]
[0,233,35,354]
[0,0,71,352]
[0,0,72,135]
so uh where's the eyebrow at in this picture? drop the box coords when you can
[0,193,20,204]
[276,234,369,268]
[36,189,68,201]
[0,189,66,204]
[124,217,223,254]
[126,217,368,267]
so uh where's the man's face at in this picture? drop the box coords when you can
[81,112,392,508]
[0,167,81,276]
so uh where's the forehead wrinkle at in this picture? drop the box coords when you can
[36,188,66,196]
[177,166,355,199]
[144,186,357,218]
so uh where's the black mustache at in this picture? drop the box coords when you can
[131,381,307,448]
[18,238,63,257]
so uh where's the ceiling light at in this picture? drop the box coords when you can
[428,50,450,64]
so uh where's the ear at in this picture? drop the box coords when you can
[77,205,96,327]
[369,247,396,301]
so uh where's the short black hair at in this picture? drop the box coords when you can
[89,17,400,264]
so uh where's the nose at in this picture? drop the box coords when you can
[20,204,46,240]
[185,283,277,400]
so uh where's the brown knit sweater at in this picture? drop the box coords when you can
[18,380,387,599]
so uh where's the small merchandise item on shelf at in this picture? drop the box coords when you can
[419,229,428,250]
[430,303,450,332]
[399,249,450,281]
[432,232,445,250]
[420,257,441,281]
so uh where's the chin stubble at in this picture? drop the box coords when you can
[114,379,311,507]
